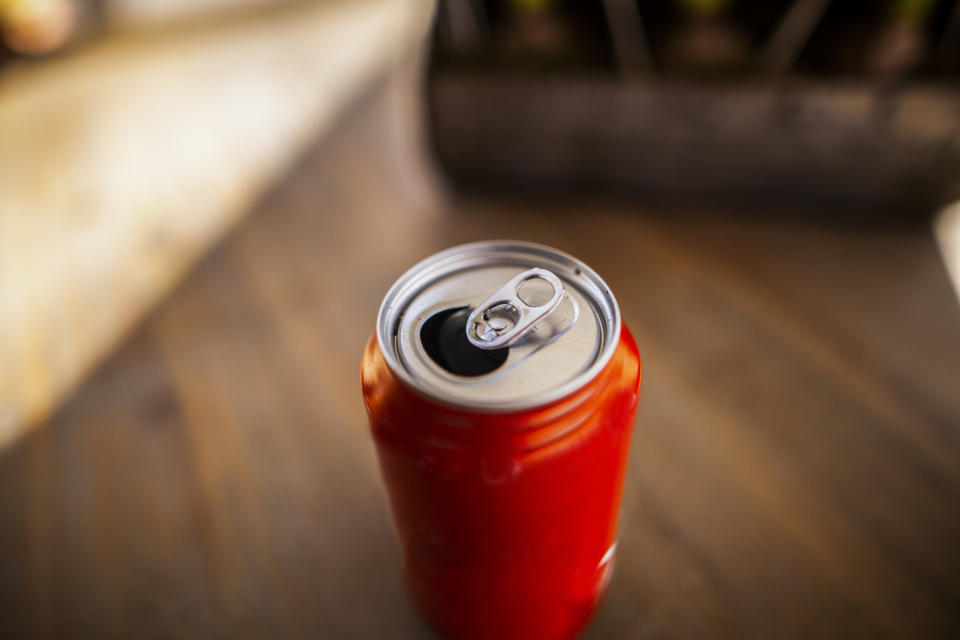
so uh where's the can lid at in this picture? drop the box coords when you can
[376,241,621,412]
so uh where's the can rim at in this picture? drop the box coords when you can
[376,240,622,413]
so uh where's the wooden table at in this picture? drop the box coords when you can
[2,84,959,639]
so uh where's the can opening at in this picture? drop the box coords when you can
[420,307,508,377]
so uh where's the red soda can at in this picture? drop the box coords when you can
[361,241,641,640]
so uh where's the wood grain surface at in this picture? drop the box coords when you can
[2,81,960,639]
[0,0,433,446]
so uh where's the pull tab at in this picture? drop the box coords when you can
[466,268,567,350]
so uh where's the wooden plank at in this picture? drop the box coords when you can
[0,0,434,448]
[1,77,959,638]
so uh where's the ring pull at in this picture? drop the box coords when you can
[466,268,567,350]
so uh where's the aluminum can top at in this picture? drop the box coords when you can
[376,240,621,412]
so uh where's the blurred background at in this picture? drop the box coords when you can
[1,0,959,638]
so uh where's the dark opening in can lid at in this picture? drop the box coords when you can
[376,241,621,412]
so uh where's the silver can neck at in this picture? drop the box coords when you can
[376,241,621,413]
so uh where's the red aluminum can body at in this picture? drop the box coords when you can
[361,325,641,640]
